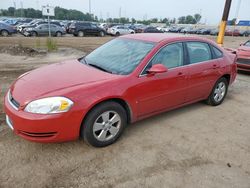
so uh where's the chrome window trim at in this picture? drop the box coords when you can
[139,41,220,77]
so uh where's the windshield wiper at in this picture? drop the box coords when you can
[88,63,112,74]
[79,57,112,74]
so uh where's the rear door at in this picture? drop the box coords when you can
[185,41,221,102]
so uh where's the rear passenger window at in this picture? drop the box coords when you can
[187,42,212,64]
[212,46,223,58]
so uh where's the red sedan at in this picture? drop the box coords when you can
[236,40,250,72]
[225,29,241,37]
[4,34,237,147]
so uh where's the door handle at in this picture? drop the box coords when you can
[213,64,219,69]
[177,72,184,76]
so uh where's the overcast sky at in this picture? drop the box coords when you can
[1,0,250,24]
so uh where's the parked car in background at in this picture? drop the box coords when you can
[23,24,65,37]
[129,24,146,33]
[197,28,211,35]
[99,23,108,31]
[225,29,240,36]
[0,22,17,36]
[236,40,250,72]
[239,30,250,37]
[109,25,135,36]
[69,22,106,37]
[4,34,237,147]
[210,29,219,36]
[106,23,122,34]
[180,27,193,34]
[173,27,185,33]
[17,19,43,32]
[143,26,164,33]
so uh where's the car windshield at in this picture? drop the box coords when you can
[83,38,155,75]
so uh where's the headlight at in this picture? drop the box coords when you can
[24,97,74,114]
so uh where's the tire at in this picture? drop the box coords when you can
[115,32,120,36]
[205,77,228,106]
[78,31,84,37]
[82,101,127,147]
[56,31,62,37]
[31,31,37,37]
[1,30,9,37]
[99,31,105,37]
[131,32,135,34]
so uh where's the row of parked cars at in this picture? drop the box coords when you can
[166,26,250,37]
[0,19,165,37]
[1,17,250,37]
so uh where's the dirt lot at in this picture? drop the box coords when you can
[0,35,250,188]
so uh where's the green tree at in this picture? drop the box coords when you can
[178,16,186,24]
[194,13,202,24]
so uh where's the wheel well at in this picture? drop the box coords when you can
[1,29,9,33]
[80,98,132,137]
[221,74,230,84]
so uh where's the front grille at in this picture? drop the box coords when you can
[19,131,57,138]
[8,91,20,109]
[237,58,250,65]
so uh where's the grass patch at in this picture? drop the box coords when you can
[46,38,58,52]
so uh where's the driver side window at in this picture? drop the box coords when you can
[148,43,184,72]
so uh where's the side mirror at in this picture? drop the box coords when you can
[147,64,168,74]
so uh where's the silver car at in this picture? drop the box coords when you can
[110,25,135,36]
[24,24,66,37]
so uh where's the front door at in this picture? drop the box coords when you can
[135,42,189,117]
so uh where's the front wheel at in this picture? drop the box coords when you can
[31,31,37,37]
[206,77,228,106]
[82,102,127,147]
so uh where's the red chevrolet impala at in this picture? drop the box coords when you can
[4,34,237,147]
[236,40,250,72]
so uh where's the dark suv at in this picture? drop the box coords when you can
[69,22,106,37]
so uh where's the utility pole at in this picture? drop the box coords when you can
[89,0,91,14]
[217,0,232,46]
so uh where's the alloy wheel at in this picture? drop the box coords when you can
[93,111,121,142]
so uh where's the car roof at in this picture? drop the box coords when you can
[121,33,213,44]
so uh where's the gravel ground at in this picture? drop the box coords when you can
[0,35,249,188]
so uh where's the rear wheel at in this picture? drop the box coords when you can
[82,101,127,147]
[56,31,62,37]
[206,77,228,106]
[1,30,9,37]
[78,31,84,37]
[99,31,105,37]
[115,32,120,36]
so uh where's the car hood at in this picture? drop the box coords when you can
[10,60,118,105]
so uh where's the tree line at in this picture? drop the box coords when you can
[0,6,201,25]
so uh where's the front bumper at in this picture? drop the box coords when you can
[237,58,250,72]
[4,94,83,143]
